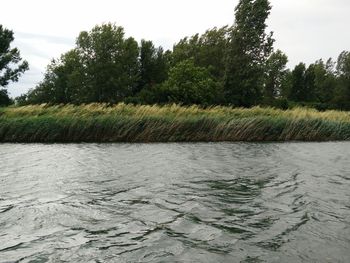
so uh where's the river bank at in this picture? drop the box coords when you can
[0,103,349,142]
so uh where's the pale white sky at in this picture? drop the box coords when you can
[2,0,350,97]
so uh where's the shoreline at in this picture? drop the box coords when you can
[1,104,350,143]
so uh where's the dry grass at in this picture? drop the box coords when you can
[0,103,349,142]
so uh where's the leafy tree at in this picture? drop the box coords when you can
[279,69,293,99]
[289,63,306,102]
[76,23,139,103]
[264,50,288,101]
[224,0,274,107]
[18,18,350,111]
[161,59,221,105]
[333,51,350,109]
[336,51,350,78]
[0,89,12,106]
[172,34,200,66]
[286,60,338,106]
[0,25,29,89]
[27,23,140,104]
[312,59,337,103]
[197,26,231,80]
[27,49,83,104]
[304,64,317,102]
[136,40,170,94]
[14,93,28,106]
[172,26,231,80]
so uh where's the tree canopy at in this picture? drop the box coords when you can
[160,59,221,105]
[224,0,274,107]
[0,25,28,105]
[8,1,350,111]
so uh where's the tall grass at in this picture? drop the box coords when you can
[0,103,349,142]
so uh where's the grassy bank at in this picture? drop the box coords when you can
[0,104,350,142]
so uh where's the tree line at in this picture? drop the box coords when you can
[1,0,350,110]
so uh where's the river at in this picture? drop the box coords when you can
[0,143,349,262]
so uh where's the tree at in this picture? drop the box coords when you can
[0,89,12,106]
[264,50,288,101]
[0,25,28,106]
[337,51,350,78]
[224,0,274,107]
[172,26,231,80]
[289,63,306,102]
[279,69,292,99]
[333,51,350,109]
[304,64,317,102]
[287,62,316,102]
[27,23,140,105]
[136,40,170,94]
[0,25,28,90]
[29,50,83,104]
[76,23,139,103]
[313,59,336,103]
[14,93,28,106]
[160,59,221,105]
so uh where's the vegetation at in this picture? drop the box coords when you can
[0,0,349,143]
[0,104,349,142]
[224,0,274,107]
[7,0,349,112]
[0,25,28,106]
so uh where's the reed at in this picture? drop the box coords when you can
[0,103,349,142]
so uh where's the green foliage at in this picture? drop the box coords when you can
[136,40,171,94]
[14,93,28,106]
[25,49,83,104]
[312,59,337,103]
[288,60,340,106]
[337,51,350,78]
[0,89,13,106]
[10,4,350,112]
[333,51,350,110]
[224,0,274,107]
[0,25,28,88]
[304,64,317,101]
[289,63,307,102]
[264,50,288,100]
[76,23,139,103]
[24,23,140,105]
[160,60,222,105]
[172,26,231,80]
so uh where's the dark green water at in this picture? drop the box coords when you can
[0,143,349,262]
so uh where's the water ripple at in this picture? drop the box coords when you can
[0,142,349,262]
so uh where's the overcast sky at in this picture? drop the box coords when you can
[2,0,350,97]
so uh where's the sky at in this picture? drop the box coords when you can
[2,0,350,97]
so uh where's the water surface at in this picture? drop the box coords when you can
[0,143,349,262]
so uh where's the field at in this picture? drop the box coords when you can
[0,103,350,142]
